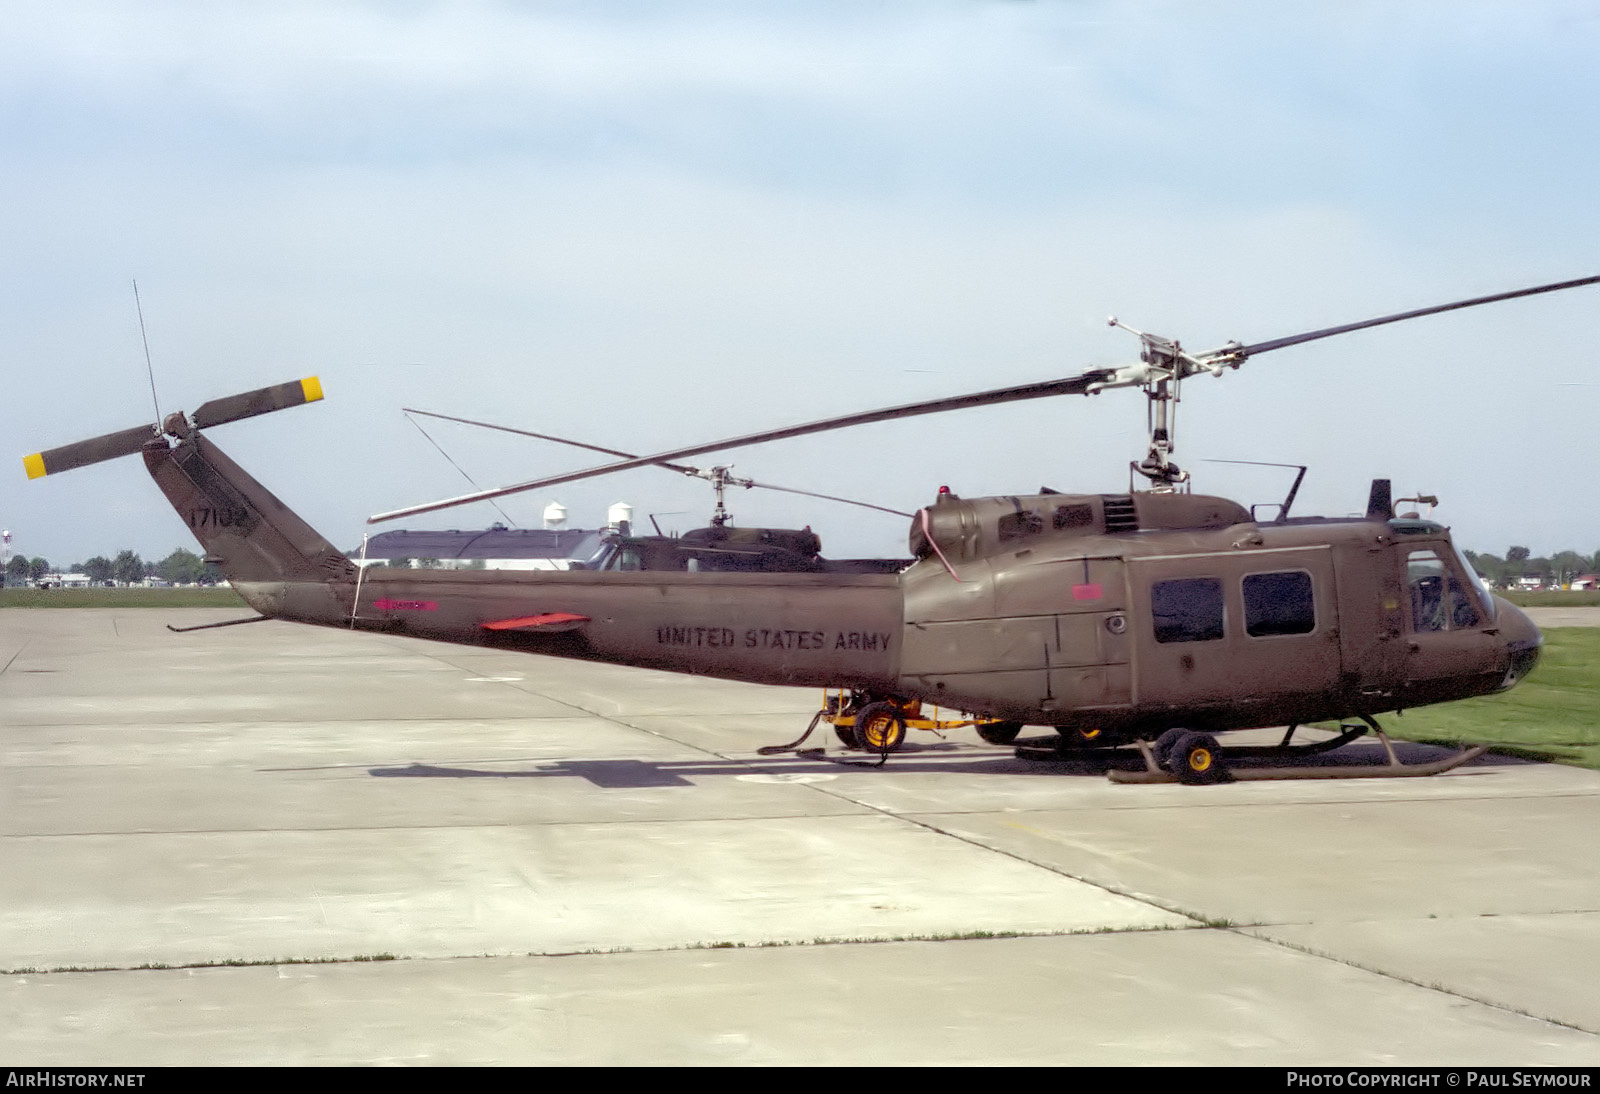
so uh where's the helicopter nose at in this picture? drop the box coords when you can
[1492,596,1542,691]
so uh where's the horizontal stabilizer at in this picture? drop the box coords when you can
[192,377,322,430]
[481,612,589,632]
[24,423,158,478]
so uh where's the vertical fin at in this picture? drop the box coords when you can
[143,434,355,585]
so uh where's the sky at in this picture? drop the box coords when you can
[3,0,1599,568]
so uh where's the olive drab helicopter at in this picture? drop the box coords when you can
[23,275,1595,784]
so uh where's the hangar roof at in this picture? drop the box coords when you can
[361,527,602,560]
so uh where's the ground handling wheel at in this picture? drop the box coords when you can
[1166,730,1228,785]
[976,720,1023,745]
[853,701,907,754]
[1151,727,1188,768]
[1047,725,1111,750]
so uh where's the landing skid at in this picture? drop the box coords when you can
[1018,718,1487,783]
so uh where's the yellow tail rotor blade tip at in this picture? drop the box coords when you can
[300,377,324,403]
[23,452,47,480]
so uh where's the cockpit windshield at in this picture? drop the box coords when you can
[1449,541,1498,620]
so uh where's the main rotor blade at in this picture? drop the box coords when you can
[405,408,914,519]
[371,370,1112,523]
[740,479,910,518]
[24,423,159,478]
[370,274,1600,526]
[1224,275,1600,360]
[402,408,701,476]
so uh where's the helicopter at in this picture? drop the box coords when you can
[399,408,913,575]
[23,275,1594,783]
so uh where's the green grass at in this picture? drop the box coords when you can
[1501,589,1600,608]
[0,586,247,608]
[5,953,399,975]
[1374,627,1600,770]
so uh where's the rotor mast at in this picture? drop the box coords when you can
[1138,375,1184,491]
[1105,318,1241,491]
[694,465,751,527]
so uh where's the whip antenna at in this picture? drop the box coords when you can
[132,279,162,427]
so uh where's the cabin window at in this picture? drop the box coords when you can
[1406,549,1480,632]
[1151,577,1225,643]
[1243,570,1316,637]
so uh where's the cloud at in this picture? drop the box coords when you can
[4,2,1598,563]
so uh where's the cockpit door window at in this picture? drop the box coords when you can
[1406,549,1480,632]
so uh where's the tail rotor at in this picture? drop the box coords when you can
[23,378,324,480]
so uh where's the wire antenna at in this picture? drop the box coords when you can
[132,279,162,428]
[1205,459,1308,522]
[404,411,519,528]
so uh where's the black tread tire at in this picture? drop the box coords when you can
[1167,730,1227,784]
[1152,728,1188,768]
[976,720,1024,745]
[834,722,859,748]
[854,701,906,753]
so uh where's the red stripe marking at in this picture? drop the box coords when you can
[482,612,589,631]
[374,598,438,611]
[1071,583,1103,600]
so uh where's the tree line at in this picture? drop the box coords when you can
[4,548,220,587]
[1462,548,1599,589]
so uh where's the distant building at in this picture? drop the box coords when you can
[1571,574,1600,591]
[33,572,93,589]
[356,525,609,571]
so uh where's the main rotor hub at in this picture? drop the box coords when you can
[695,464,754,527]
[1107,318,1217,491]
